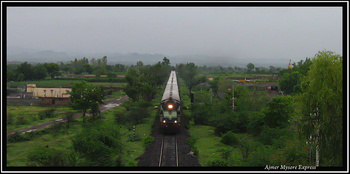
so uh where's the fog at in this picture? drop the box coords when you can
[7,6,343,67]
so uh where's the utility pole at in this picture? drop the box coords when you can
[232,85,234,112]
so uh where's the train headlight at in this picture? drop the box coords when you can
[163,120,166,123]
[174,120,177,123]
[168,104,173,109]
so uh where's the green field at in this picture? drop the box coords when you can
[6,106,78,132]
[6,93,158,167]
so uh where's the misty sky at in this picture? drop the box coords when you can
[7,6,343,62]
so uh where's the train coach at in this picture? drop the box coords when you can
[158,70,181,134]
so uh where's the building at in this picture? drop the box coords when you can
[26,84,72,98]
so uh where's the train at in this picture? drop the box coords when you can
[158,70,181,134]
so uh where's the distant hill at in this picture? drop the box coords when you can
[7,46,287,68]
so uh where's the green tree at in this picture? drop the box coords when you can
[279,71,302,95]
[44,63,60,79]
[124,68,141,101]
[15,62,33,80]
[279,58,312,95]
[298,50,343,166]
[33,64,48,80]
[177,62,198,94]
[16,73,25,81]
[162,57,170,66]
[246,63,255,72]
[69,81,104,123]
[263,95,294,129]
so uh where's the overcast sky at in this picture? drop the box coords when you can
[7,6,343,62]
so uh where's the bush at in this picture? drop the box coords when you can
[217,147,233,160]
[71,121,122,166]
[245,145,275,166]
[15,115,28,125]
[38,108,56,120]
[105,89,114,95]
[114,107,128,124]
[187,136,199,157]
[192,103,212,125]
[7,113,15,125]
[221,131,240,147]
[247,111,265,136]
[206,159,230,167]
[7,132,29,143]
[27,145,66,166]
[143,136,154,148]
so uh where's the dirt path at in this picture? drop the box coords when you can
[6,95,129,138]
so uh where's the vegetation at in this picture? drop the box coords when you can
[184,50,342,167]
[6,50,342,168]
[69,81,104,122]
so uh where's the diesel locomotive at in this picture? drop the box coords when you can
[158,70,181,134]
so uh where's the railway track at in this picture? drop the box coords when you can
[159,135,179,167]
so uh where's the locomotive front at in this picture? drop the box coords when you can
[159,71,181,134]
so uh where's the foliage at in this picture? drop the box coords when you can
[206,159,230,167]
[11,62,49,81]
[27,145,66,166]
[262,95,294,129]
[125,60,170,102]
[217,147,233,161]
[69,81,104,122]
[28,145,66,167]
[177,62,200,93]
[187,136,199,157]
[44,63,60,79]
[220,131,239,147]
[245,145,275,166]
[279,57,312,95]
[297,50,343,166]
[279,71,302,94]
[71,121,122,166]
[7,132,29,143]
[114,106,128,124]
[247,111,265,136]
[38,108,56,120]
[191,102,212,125]
[142,136,154,148]
[246,63,255,72]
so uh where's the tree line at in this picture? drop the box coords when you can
[181,50,343,166]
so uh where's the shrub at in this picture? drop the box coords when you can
[217,147,233,160]
[245,145,275,166]
[143,136,154,148]
[27,145,66,166]
[114,107,127,124]
[247,111,265,136]
[187,136,199,157]
[7,132,29,143]
[7,113,15,125]
[221,131,240,147]
[38,108,56,120]
[71,121,122,166]
[206,159,230,167]
[192,103,212,125]
[15,115,28,125]
[128,134,141,142]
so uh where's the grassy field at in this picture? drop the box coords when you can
[88,82,126,88]
[188,123,250,166]
[6,106,78,132]
[6,100,157,167]
[189,124,227,165]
